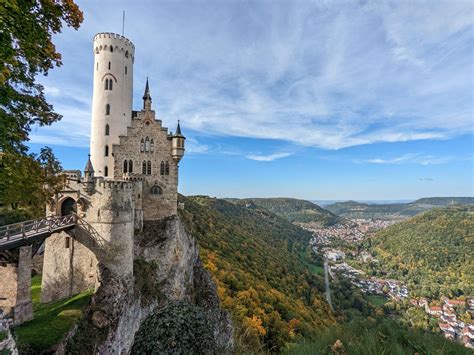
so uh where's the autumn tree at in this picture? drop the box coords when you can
[0,0,83,154]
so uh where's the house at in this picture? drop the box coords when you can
[428,306,442,316]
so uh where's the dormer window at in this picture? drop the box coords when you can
[145,137,150,152]
[150,185,162,195]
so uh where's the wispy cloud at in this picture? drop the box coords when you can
[246,152,292,162]
[359,153,453,165]
[33,0,473,151]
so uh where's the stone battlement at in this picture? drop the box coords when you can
[96,180,134,190]
[93,32,135,50]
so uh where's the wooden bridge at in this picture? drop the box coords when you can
[0,214,78,251]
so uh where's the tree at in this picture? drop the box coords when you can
[0,0,83,154]
[0,147,65,214]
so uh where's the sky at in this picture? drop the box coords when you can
[28,0,474,200]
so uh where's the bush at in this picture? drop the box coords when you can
[131,301,216,354]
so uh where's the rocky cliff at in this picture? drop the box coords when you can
[61,216,233,354]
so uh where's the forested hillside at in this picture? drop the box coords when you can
[326,197,473,220]
[179,195,334,352]
[368,206,474,299]
[228,198,339,226]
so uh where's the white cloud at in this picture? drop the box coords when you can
[245,152,292,162]
[31,0,474,150]
[360,153,453,165]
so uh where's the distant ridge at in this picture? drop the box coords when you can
[325,196,474,219]
[226,197,339,226]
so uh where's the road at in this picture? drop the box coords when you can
[324,258,335,311]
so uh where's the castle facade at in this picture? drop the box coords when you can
[41,32,185,302]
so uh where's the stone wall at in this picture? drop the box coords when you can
[113,109,178,221]
[0,246,33,324]
[41,232,98,303]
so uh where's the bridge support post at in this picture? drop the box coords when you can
[0,246,33,325]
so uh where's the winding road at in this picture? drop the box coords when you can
[324,258,335,311]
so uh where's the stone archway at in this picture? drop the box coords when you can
[61,197,76,216]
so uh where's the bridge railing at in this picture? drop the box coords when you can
[0,214,77,247]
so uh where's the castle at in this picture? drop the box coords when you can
[40,32,186,302]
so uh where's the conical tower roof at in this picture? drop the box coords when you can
[84,154,94,172]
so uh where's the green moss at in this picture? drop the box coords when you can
[131,301,216,354]
[133,258,164,305]
[13,276,92,354]
[0,331,7,342]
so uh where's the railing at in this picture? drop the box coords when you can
[0,214,77,251]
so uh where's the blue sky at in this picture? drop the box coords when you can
[28,0,473,200]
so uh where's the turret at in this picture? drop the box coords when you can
[171,121,185,162]
[83,154,95,193]
[143,77,152,111]
[89,32,135,178]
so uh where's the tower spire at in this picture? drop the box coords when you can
[143,77,152,110]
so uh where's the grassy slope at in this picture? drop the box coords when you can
[179,195,334,351]
[13,275,92,353]
[284,318,471,355]
[230,197,339,226]
[370,206,474,298]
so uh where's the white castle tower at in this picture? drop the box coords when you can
[90,33,135,178]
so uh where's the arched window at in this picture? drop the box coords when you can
[104,166,108,177]
[104,145,109,156]
[110,46,113,52]
[125,66,127,75]
[105,124,109,135]
[109,79,113,90]
[105,79,108,90]
[108,61,111,70]
[142,161,146,174]
[147,161,151,175]
[165,161,170,175]
[145,137,150,152]
[106,104,110,115]
[125,50,129,58]
[150,139,154,152]
[150,185,162,195]
[140,138,145,152]
[129,160,133,173]
[160,161,165,175]
[123,160,128,173]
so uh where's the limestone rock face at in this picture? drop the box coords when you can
[63,216,233,354]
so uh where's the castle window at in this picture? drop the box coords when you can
[108,61,111,70]
[129,160,133,173]
[106,104,110,115]
[123,160,128,173]
[104,166,108,177]
[110,46,113,52]
[105,124,109,135]
[147,161,151,175]
[150,185,162,195]
[165,161,170,175]
[65,237,70,249]
[150,139,154,152]
[140,138,145,152]
[145,137,150,152]
[96,62,98,70]
[125,66,127,75]
[125,50,129,58]
[109,79,113,90]
[160,161,165,175]
[142,161,146,174]
[104,145,109,157]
